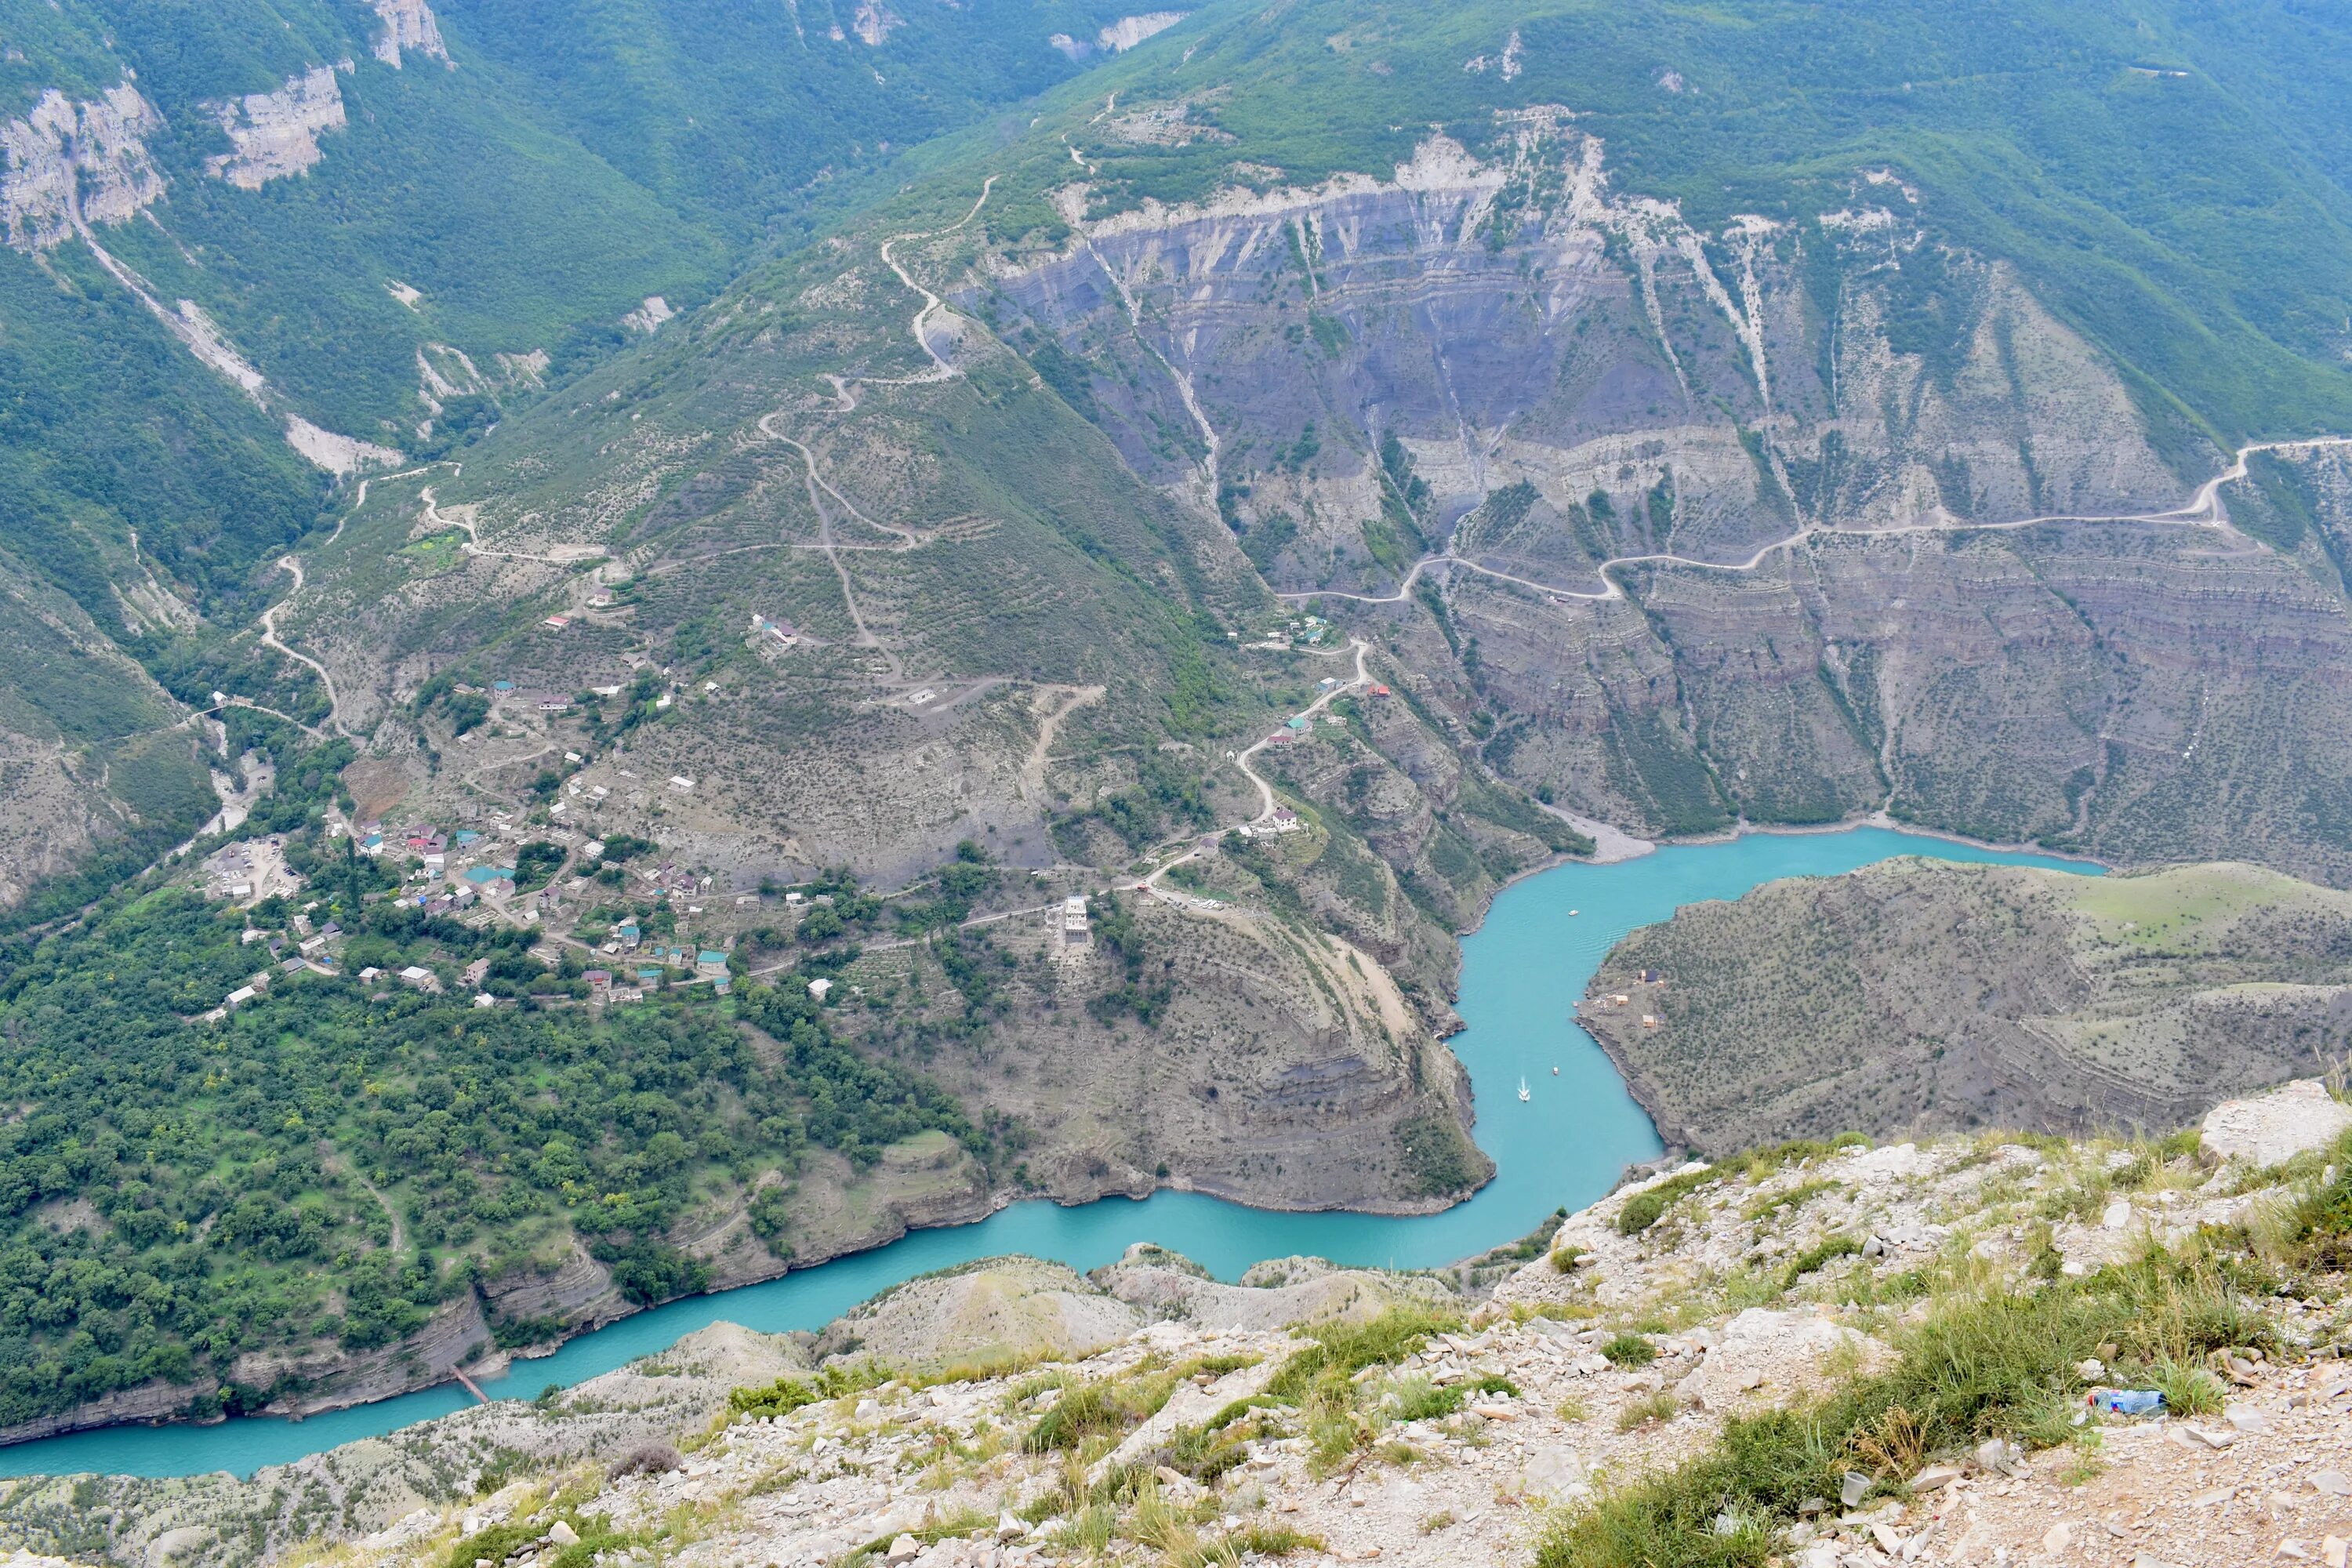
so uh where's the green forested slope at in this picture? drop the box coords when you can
[0,0,1152,627]
[0,724,991,1431]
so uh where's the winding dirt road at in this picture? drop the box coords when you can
[1136,637,1371,898]
[1280,435,2352,608]
[259,555,350,737]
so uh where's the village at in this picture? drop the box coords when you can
[187,666,1120,1025]
[173,588,1416,1033]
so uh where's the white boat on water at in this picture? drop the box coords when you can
[1517,1076,1531,1102]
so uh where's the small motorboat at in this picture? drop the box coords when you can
[1552,1065,1560,1075]
[1517,1076,1532,1102]
[1569,909,1579,916]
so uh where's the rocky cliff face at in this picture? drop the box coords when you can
[0,82,164,251]
[207,67,349,190]
[977,119,2352,875]
[371,0,449,68]
[989,125,2186,587]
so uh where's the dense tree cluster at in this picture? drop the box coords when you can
[0,817,985,1429]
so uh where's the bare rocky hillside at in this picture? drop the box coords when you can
[1583,859,2352,1154]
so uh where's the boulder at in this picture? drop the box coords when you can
[2201,1080,2352,1168]
[1520,1447,1589,1501]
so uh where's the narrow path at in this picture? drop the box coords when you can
[1281,436,2352,608]
[425,485,606,566]
[321,1144,407,1258]
[868,176,997,387]
[236,463,463,743]
[348,460,459,525]
[1020,684,1105,803]
[1136,638,1372,898]
[259,556,351,737]
[734,176,1039,699]
[766,424,903,684]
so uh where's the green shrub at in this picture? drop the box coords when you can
[2147,1359,2226,1417]
[1538,1256,2258,1568]
[728,1362,889,1421]
[1782,1235,1864,1287]
[1265,1305,1461,1401]
[2291,1130,2352,1265]
[1385,1371,1521,1424]
[1618,1169,1719,1236]
[1599,1333,1657,1367]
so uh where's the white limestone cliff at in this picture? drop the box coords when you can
[1,82,164,252]
[1098,12,1188,52]
[372,0,450,68]
[207,65,349,189]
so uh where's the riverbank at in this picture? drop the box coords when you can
[15,1078,2345,1568]
[0,824,2090,1480]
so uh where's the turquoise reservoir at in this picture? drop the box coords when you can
[0,826,2094,1479]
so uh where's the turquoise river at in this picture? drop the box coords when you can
[0,825,2094,1479]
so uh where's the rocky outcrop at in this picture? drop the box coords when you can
[810,1258,1145,1364]
[2203,1079,2352,1168]
[0,1375,218,1448]
[283,415,403,476]
[1581,862,2352,1152]
[621,295,676,333]
[1099,1246,1450,1330]
[207,66,348,190]
[372,0,450,68]
[1,82,164,251]
[236,1296,495,1421]
[1097,13,1187,52]
[851,0,902,46]
[0,1323,806,1568]
[480,1244,626,1332]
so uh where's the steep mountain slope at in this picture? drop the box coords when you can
[0,562,216,915]
[1584,859,2352,1152]
[0,0,1177,904]
[17,0,2352,1457]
